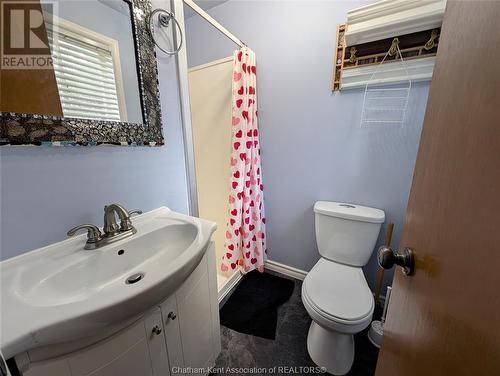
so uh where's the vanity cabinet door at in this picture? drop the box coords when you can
[23,318,154,376]
[161,295,184,371]
[23,308,170,376]
[83,339,153,376]
[171,243,220,374]
[22,358,72,376]
[144,307,171,376]
[72,308,168,376]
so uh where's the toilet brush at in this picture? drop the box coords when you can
[368,286,392,348]
[368,222,394,348]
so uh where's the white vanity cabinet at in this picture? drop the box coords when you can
[162,239,221,372]
[17,243,220,376]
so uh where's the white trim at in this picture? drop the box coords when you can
[188,56,233,73]
[341,56,435,90]
[264,260,308,281]
[345,0,447,46]
[172,0,199,217]
[218,270,243,305]
[183,0,245,48]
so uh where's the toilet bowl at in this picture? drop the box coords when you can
[302,259,374,375]
[302,202,384,375]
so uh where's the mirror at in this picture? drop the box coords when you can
[0,0,164,146]
[43,0,143,123]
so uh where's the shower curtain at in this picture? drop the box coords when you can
[221,47,266,274]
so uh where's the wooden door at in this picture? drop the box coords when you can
[0,0,63,116]
[376,1,500,375]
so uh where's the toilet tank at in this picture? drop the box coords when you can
[314,201,385,267]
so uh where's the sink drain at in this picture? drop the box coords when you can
[126,272,145,285]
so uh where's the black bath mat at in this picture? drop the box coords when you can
[220,271,295,339]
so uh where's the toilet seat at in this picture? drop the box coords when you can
[302,258,374,333]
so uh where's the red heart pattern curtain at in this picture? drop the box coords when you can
[221,47,266,274]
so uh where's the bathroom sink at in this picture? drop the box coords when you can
[0,207,216,358]
[16,223,199,307]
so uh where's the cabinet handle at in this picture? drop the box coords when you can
[168,311,177,320]
[151,325,162,335]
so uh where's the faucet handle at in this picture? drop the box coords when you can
[67,224,102,244]
[128,209,143,217]
[119,209,141,232]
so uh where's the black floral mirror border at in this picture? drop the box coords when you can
[0,0,163,146]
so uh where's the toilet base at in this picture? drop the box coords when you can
[307,321,354,375]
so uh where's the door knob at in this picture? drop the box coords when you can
[167,311,177,320]
[378,246,415,276]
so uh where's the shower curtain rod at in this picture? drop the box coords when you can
[183,0,246,48]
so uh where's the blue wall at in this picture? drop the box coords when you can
[185,0,430,290]
[0,0,189,260]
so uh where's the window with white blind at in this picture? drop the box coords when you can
[46,18,127,122]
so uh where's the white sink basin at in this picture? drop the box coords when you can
[0,207,216,359]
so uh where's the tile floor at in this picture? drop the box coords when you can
[213,277,380,375]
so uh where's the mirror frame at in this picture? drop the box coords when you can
[0,0,163,146]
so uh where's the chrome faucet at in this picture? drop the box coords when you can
[67,204,142,250]
[104,204,135,235]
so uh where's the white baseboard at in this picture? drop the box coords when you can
[217,261,307,306]
[264,259,308,281]
[218,270,243,305]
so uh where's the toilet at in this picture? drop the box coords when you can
[302,201,385,375]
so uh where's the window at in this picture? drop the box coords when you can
[46,18,127,122]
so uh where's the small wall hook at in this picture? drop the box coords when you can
[424,29,439,51]
[349,46,357,63]
[388,38,400,57]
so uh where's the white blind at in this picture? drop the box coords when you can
[47,25,122,122]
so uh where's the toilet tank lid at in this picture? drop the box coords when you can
[314,201,385,223]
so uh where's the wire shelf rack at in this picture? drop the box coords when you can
[360,39,412,128]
